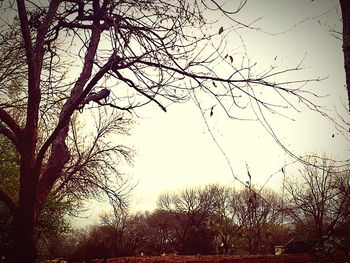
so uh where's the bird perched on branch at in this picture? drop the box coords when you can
[78,88,111,111]
[86,89,110,103]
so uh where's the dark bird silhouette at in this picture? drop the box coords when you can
[87,89,110,103]
[78,89,111,112]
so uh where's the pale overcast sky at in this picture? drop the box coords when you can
[75,0,349,226]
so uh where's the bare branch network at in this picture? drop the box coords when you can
[0,0,329,262]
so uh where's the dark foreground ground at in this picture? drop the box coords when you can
[73,253,341,263]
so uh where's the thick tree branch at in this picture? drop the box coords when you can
[16,0,38,137]
[16,0,34,75]
[0,108,21,137]
[0,188,18,216]
[340,0,350,111]
[34,0,61,73]
[33,13,104,213]
[0,124,19,150]
[36,49,111,212]
[25,0,61,134]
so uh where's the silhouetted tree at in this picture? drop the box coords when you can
[209,185,242,254]
[143,210,176,255]
[0,135,72,260]
[285,156,350,259]
[232,187,282,254]
[157,186,217,254]
[0,1,322,261]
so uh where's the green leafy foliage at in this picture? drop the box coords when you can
[0,135,73,259]
[0,136,18,258]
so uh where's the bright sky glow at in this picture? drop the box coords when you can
[74,0,349,227]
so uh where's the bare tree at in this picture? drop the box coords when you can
[53,109,134,210]
[232,186,281,254]
[0,0,323,261]
[0,20,134,262]
[98,209,150,257]
[208,185,242,254]
[144,209,177,255]
[285,156,350,258]
[157,186,217,254]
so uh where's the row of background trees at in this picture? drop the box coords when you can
[24,157,348,262]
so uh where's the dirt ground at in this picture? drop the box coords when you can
[81,254,319,263]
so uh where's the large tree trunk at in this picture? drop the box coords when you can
[9,191,38,262]
[340,0,350,111]
[3,2,104,262]
[11,209,37,263]
[10,180,38,262]
[9,137,40,263]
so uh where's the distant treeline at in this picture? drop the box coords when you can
[1,158,349,262]
[39,158,349,262]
